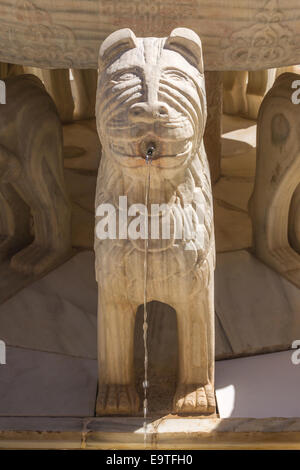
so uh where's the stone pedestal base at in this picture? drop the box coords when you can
[0,417,299,449]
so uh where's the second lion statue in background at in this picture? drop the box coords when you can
[95,27,215,415]
[0,74,71,275]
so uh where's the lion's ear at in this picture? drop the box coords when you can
[99,28,137,69]
[165,28,204,72]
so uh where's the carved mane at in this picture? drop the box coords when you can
[95,29,214,264]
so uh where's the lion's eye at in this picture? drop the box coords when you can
[171,74,182,81]
[165,72,196,88]
[113,72,137,82]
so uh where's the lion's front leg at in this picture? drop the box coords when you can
[9,163,71,275]
[289,183,300,254]
[96,288,139,416]
[0,183,32,262]
[172,288,215,415]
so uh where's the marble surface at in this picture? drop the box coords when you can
[214,177,253,213]
[213,200,252,253]
[0,346,97,416]
[64,170,96,250]
[222,115,257,145]
[221,148,256,180]
[222,125,256,157]
[0,252,97,359]
[0,261,34,305]
[215,350,300,418]
[215,250,300,357]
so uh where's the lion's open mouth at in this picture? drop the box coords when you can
[110,137,193,162]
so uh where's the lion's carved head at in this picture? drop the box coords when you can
[96,28,207,174]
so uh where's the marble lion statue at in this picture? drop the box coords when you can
[95,28,215,415]
[249,72,300,288]
[0,74,71,275]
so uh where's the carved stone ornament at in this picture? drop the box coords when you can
[0,74,71,275]
[94,28,216,415]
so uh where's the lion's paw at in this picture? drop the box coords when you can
[10,242,69,276]
[96,384,139,416]
[173,383,215,414]
[0,235,30,262]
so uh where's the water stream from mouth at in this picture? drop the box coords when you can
[143,149,152,447]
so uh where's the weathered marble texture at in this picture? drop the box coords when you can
[0,252,98,359]
[95,28,216,416]
[1,1,300,71]
[0,74,71,276]
[72,69,98,121]
[249,72,300,288]
[215,250,300,357]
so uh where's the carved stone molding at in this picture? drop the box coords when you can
[221,0,296,70]
[1,1,300,70]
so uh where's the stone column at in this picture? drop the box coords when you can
[41,69,74,123]
[72,69,98,120]
[0,63,24,80]
[222,71,248,115]
[204,71,222,184]
[245,69,276,120]
[276,65,299,77]
[23,67,44,81]
[0,63,9,79]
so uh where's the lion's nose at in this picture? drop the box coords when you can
[129,102,169,122]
